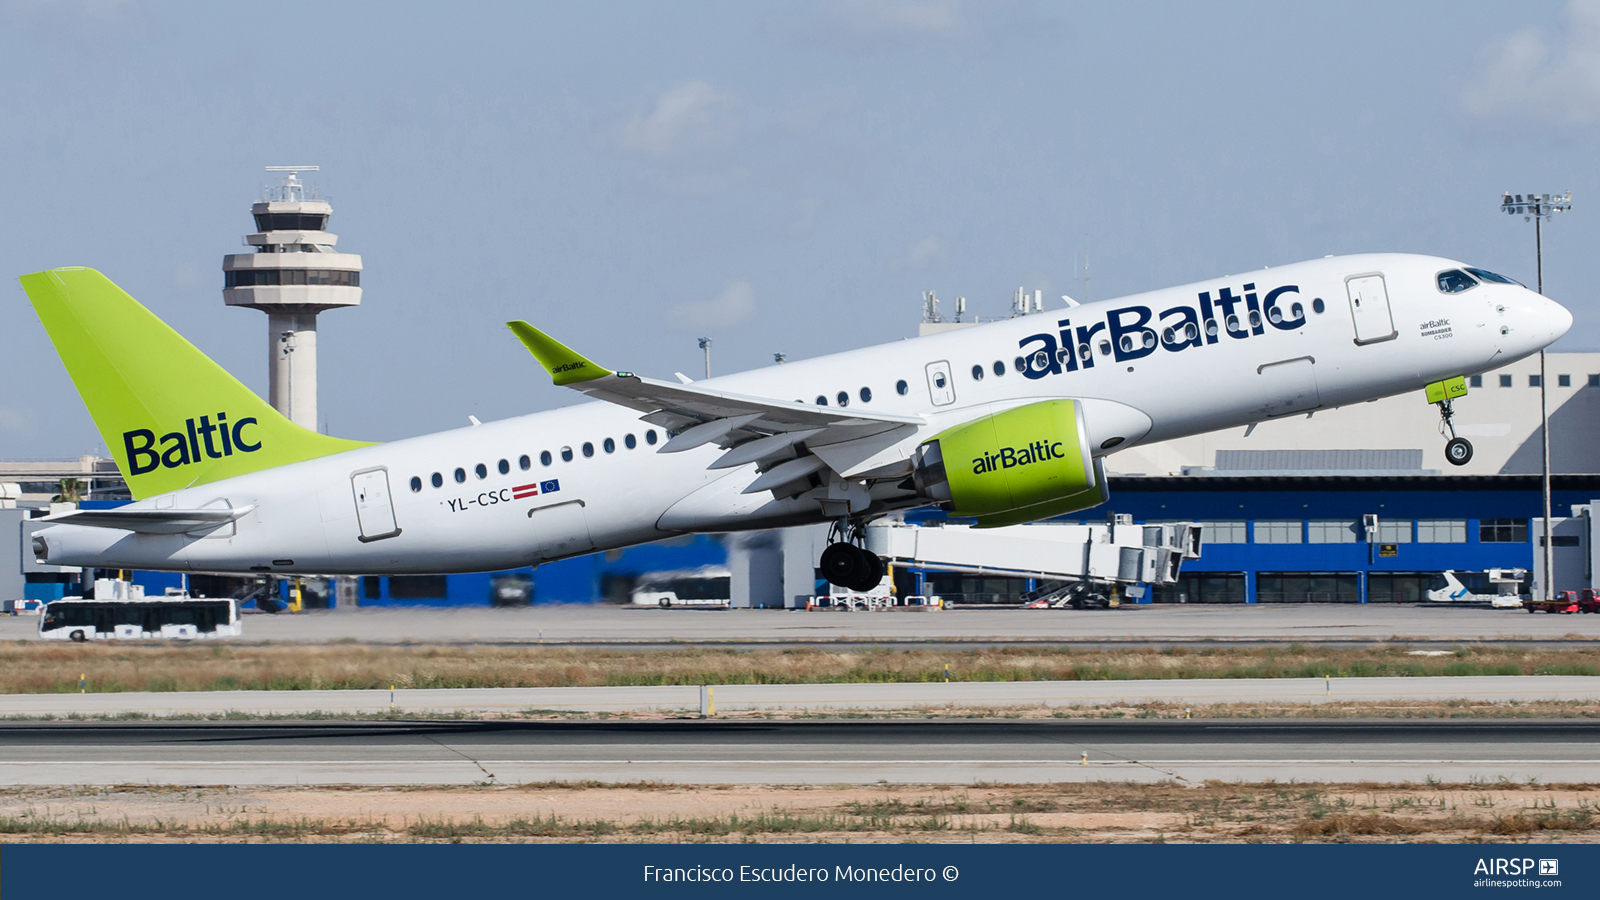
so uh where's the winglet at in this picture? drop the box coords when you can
[506,321,614,386]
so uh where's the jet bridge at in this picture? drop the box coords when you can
[864,517,1203,607]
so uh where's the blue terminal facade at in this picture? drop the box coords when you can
[37,474,1598,607]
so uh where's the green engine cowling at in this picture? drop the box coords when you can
[911,399,1109,528]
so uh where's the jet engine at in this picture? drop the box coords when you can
[910,399,1109,528]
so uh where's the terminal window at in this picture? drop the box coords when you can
[1469,375,1483,387]
[1560,374,1572,387]
[1367,572,1433,603]
[1307,520,1358,543]
[1500,375,1513,387]
[1590,374,1599,387]
[1530,374,1542,387]
[1197,520,1247,544]
[1417,519,1467,543]
[1375,520,1413,543]
[1480,518,1529,542]
[1152,572,1246,604]
[1253,520,1303,544]
[1256,573,1360,603]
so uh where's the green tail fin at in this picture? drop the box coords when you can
[20,267,372,499]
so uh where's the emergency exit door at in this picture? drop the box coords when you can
[1346,273,1397,344]
[925,360,956,406]
[351,468,402,542]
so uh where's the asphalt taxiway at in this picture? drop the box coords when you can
[0,718,1593,786]
[3,603,1593,647]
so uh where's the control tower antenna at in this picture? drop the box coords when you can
[222,166,363,431]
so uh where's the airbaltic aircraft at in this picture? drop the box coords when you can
[20,255,1571,590]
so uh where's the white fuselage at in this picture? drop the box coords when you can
[37,253,1571,575]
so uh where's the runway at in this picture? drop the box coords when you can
[3,675,1598,718]
[0,719,1594,786]
[4,603,1594,647]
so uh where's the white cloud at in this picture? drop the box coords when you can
[1461,0,1600,126]
[892,237,947,270]
[671,280,756,327]
[817,0,969,42]
[619,81,739,156]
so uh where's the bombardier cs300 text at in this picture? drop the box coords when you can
[19,255,1571,590]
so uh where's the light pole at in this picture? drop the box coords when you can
[698,337,712,379]
[1500,191,1572,600]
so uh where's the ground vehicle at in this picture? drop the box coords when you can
[630,567,731,608]
[38,596,241,641]
[1425,569,1527,608]
[1524,589,1600,614]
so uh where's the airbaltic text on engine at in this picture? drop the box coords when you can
[972,439,1066,474]
[122,413,261,474]
[1014,282,1303,377]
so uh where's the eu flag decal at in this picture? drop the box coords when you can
[541,479,560,494]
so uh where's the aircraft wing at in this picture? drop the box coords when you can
[41,506,254,535]
[507,321,926,493]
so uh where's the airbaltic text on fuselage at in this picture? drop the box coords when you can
[1012,282,1306,379]
[973,440,1065,475]
[123,414,261,475]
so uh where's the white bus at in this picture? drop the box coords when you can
[38,596,242,641]
[630,566,732,608]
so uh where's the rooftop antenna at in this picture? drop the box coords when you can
[698,337,712,379]
[264,165,319,202]
[921,291,941,324]
[953,296,966,322]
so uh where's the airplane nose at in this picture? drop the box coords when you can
[1537,292,1574,343]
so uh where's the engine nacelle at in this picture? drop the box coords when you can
[911,399,1109,527]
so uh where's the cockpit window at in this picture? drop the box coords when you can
[1437,269,1478,294]
[1465,267,1522,287]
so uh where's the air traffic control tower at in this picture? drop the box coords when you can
[221,166,362,431]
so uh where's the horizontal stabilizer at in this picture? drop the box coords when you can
[42,506,253,535]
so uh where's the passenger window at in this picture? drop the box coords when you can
[475,463,487,479]
[541,450,553,466]
[646,430,658,445]
[431,472,443,489]
[409,476,422,493]
[836,391,849,407]
[582,442,595,457]
[561,447,573,462]
[1013,356,1025,372]
[896,379,909,395]
[519,455,531,470]
[454,468,466,483]
[1099,340,1112,355]
[971,364,984,381]
[1033,349,1050,368]
[816,395,828,406]
[604,437,615,453]
[859,386,872,403]
[625,433,637,449]
[1437,269,1478,293]
[992,360,1004,377]
[1312,298,1325,314]
[498,459,510,475]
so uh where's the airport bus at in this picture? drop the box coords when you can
[38,596,242,641]
[630,566,732,608]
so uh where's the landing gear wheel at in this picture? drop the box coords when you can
[849,552,885,593]
[820,542,867,588]
[1445,437,1473,466]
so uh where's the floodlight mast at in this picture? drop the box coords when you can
[1500,191,1572,601]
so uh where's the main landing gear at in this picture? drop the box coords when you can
[1437,398,1473,467]
[820,521,885,593]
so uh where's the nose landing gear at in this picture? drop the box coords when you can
[1438,397,1473,467]
[821,521,886,593]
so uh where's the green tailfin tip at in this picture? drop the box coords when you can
[506,320,613,385]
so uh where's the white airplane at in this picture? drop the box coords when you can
[20,254,1570,590]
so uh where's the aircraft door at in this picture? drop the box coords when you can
[925,360,956,406]
[527,499,595,560]
[1257,356,1321,417]
[351,468,402,542]
[1345,274,1397,344]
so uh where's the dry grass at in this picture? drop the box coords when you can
[0,781,1596,843]
[3,642,1599,695]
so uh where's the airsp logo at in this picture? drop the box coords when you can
[123,413,261,475]
[552,362,588,373]
[971,439,1066,475]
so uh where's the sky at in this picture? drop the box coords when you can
[2,0,1598,457]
